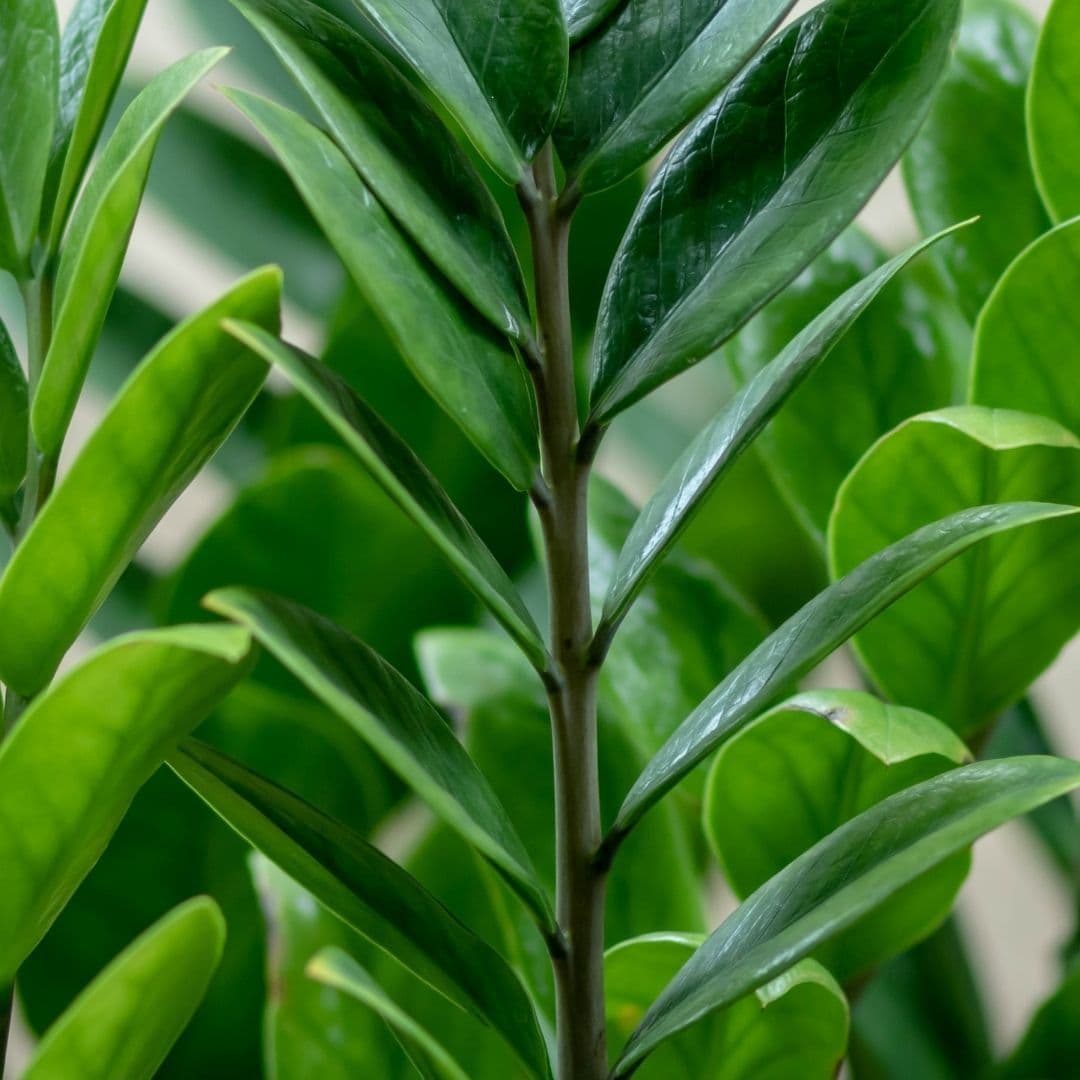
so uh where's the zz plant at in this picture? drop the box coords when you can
[5,0,1080,1077]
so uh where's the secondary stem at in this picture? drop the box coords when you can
[522,144,608,1080]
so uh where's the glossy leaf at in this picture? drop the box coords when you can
[829,408,1080,733]
[903,0,1047,320]
[171,740,551,1079]
[0,0,58,272]
[588,0,961,423]
[599,226,965,638]
[609,501,1080,844]
[235,0,530,340]
[348,0,567,182]
[556,0,796,194]
[223,324,546,669]
[206,587,553,932]
[612,756,1080,1076]
[1028,0,1080,221]
[309,948,470,1080]
[33,48,227,456]
[971,218,1080,435]
[0,268,279,696]
[229,90,539,490]
[0,315,27,497]
[563,0,620,41]
[705,690,971,980]
[0,624,253,987]
[605,936,847,1080]
[24,898,225,1080]
[45,0,151,248]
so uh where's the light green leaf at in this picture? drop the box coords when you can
[606,936,848,1080]
[33,47,228,457]
[903,0,1047,320]
[171,740,551,1079]
[205,587,554,934]
[0,267,279,697]
[348,0,567,182]
[598,226,965,640]
[228,90,539,491]
[557,0,796,195]
[705,690,971,981]
[588,0,961,423]
[613,756,1080,1076]
[308,948,470,1080]
[0,315,27,497]
[829,407,1080,733]
[1028,0,1080,221]
[971,218,1080,435]
[24,897,226,1080]
[234,0,530,340]
[608,501,1080,845]
[0,0,58,272]
[45,0,151,249]
[223,324,546,670]
[0,624,253,987]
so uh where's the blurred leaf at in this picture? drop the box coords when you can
[0,315,27,498]
[0,267,279,697]
[34,48,227,456]
[998,962,1080,1077]
[24,898,225,1080]
[613,757,1080,1076]
[830,407,1080,733]
[589,0,961,422]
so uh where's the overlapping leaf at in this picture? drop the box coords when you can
[0,315,27,499]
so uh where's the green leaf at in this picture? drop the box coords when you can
[0,267,280,696]
[171,740,552,1079]
[223,324,546,670]
[612,756,1080,1076]
[308,948,470,1080]
[1028,0,1080,222]
[563,0,620,41]
[998,962,1080,1077]
[206,587,553,933]
[235,0,530,341]
[971,218,1080,435]
[705,690,971,981]
[0,0,58,272]
[588,0,961,423]
[229,90,539,491]
[605,936,847,1080]
[556,0,796,195]
[0,624,253,987]
[23,897,226,1080]
[598,226,964,639]
[829,407,1080,733]
[32,47,228,457]
[608,501,1080,844]
[903,0,1047,320]
[44,0,151,249]
[0,315,27,497]
[348,0,567,182]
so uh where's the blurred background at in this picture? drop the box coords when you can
[3,0,1075,1073]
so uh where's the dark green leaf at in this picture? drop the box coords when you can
[0,624,253,987]
[998,962,1080,1077]
[0,315,27,497]
[563,0,620,41]
[609,501,1079,843]
[557,0,796,194]
[171,740,551,1079]
[0,267,279,696]
[902,0,1047,320]
[23,898,225,1080]
[348,0,567,182]
[613,756,1080,1076]
[588,0,961,422]
[223,324,546,669]
[228,89,539,490]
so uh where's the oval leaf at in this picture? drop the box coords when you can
[24,897,226,1080]
[0,624,253,987]
[0,267,280,697]
[588,0,961,423]
[613,756,1080,1075]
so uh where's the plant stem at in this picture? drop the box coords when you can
[521,144,608,1080]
